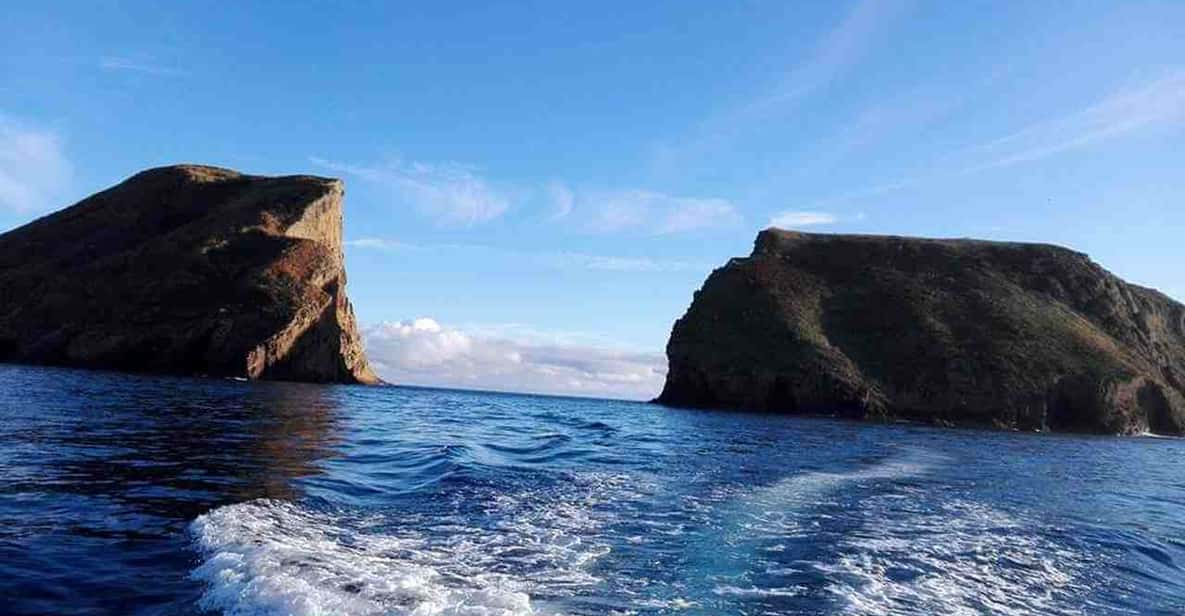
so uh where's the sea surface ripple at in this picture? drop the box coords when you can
[2,365,1184,614]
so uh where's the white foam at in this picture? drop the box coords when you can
[632,597,699,610]
[711,585,805,598]
[724,449,939,539]
[712,450,1089,614]
[818,499,1089,616]
[190,451,1093,615]
[190,472,653,616]
[703,447,1093,614]
[190,500,533,616]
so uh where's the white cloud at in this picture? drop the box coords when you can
[368,318,474,366]
[0,115,73,213]
[99,56,184,76]
[584,189,742,235]
[768,210,838,228]
[364,318,667,400]
[313,157,510,227]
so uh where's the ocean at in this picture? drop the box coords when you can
[2,364,1183,615]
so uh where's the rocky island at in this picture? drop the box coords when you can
[657,229,1185,435]
[0,165,378,384]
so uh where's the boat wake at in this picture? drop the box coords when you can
[704,448,1094,614]
[187,444,1159,615]
[189,472,652,616]
[818,499,1089,615]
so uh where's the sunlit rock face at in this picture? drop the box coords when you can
[657,229,1185,435]
[0,164,378,384]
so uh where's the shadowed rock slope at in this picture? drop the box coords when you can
[0,164,378,384]
[657,229,1185,435]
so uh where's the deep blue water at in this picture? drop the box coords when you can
[2,365,1185,615]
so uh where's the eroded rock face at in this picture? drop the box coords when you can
[0,164,379,384]
[656,229,1185,435]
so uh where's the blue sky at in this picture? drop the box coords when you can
[2,1,1183,398]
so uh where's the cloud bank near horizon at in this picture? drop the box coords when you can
[363,318,666,400]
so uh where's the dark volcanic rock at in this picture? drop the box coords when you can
[0,164,379,384]
[657,229,1185,435]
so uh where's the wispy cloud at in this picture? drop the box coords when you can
[652,0,909,172]
[768,210,838,228]
[314,157,511,227]
[345,237,709,273]
[573,188,742,235]
[318,155,738,235]
[344,237,412,250]
[966,71,1185,172]
[364,317,666,400]
[540,251,707,273]
[799,70,1185,208]
[740,0,910,116]
[546,181,575,220]
[793,86,965,179]
[99,56,184,76]
[654,196,742,234]
[0,114,73,214]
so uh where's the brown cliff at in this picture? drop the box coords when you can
[657,229,1185,435]
[0,164,378,384]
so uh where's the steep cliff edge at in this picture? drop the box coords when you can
[0,164,379,384]
[657,229,1185,435]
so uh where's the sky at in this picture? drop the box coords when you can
[2,1,1183,400]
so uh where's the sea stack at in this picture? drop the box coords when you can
[0,164,378,384]
[657,229,1185,435]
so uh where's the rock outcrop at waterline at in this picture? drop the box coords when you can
[0,164,379,384]
[656,229,1185,435]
